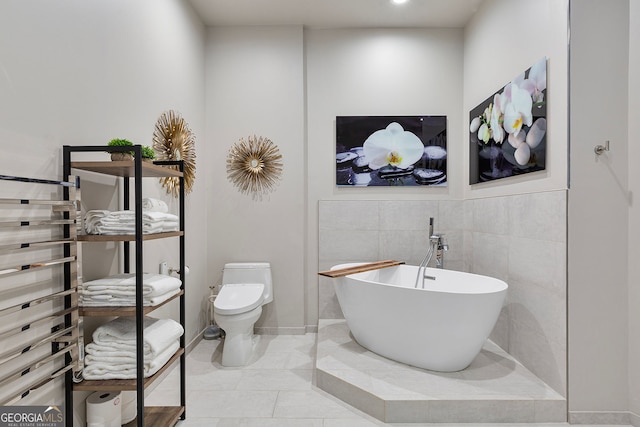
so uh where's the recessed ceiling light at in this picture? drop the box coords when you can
[391,0,409,4]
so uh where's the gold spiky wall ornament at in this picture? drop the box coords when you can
[152,110,196,197]
[226,135,283,201]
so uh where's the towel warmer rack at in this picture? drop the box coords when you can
[0,174,79,425]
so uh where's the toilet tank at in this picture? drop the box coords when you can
[222,262,273,304]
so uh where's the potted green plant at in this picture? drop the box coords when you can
[141,146,156,162]
[107,139,134,161]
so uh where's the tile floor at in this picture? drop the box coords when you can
[146,332,629,427]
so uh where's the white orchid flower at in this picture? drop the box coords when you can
[521,57,547,103]
[490,93,504,143]
[363,122,424,170]
[502,83,533,137]
[512,70,526,87]
[484,104,492,121]
[478,123,491,143]
[474,103,494,144]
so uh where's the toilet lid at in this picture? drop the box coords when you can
[214,283,265,315]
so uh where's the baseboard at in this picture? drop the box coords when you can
[186,330,204,354]
[630,411,640,427]
[255,326,307,335]
[568,410,631,425]
[199,325,316,337]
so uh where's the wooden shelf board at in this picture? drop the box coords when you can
[122,406,184,427]
[73,348,184,391]
[70,161,183,178]
[78,231,183,242]
[318,260,405,278]
[79,290,184,317]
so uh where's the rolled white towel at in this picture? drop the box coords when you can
[148,289,182,305]
[83,210,179,235]
[94,224,136,235]
[142,197,168,213]
[81,273,181,297]
[84,210,110,234]
[92,316,184,358]
[161,220,180,232]
[95,223,163,235]
[83,340,179,380]
[84,210,110,221]
[79,288,181,307]
[103,210,134,219]
[142,211,178,222]
[102,210,178,223]
[100,211,178,224]
[85,340,179,364]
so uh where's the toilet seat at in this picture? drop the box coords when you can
[214,283,265,315]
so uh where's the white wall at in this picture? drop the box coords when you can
[463,0,569,199]
[204,27,462,333]
[318,199,465,319]
[306,28,464,327]
[0,0,207,417]
[205,26,306,333]
[568,0,631,422]
[461,0,570,397]
[629,0,640,423]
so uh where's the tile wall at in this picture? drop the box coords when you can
[318,190,567,396]
[318,199,464,318]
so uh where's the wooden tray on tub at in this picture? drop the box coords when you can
[318,260,405,278]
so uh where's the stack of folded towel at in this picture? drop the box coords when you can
[84,210,179,235]
[83,316,183,380]
[142,197,168,213]
[79,273,182,307]
[84,197,178,235]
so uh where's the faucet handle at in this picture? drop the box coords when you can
[432,233,448,251]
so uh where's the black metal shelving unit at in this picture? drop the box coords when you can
[63,145,186,427]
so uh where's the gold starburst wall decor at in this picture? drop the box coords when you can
[226,135,283,201]
[152,110,196,197]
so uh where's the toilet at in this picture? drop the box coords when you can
[213,262,273,366]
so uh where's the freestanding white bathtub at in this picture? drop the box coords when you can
[331,263,507,372]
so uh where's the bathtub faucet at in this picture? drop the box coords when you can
[431,233,448,269]
[415,217,448,288]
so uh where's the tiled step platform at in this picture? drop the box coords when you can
[315,319,566,424]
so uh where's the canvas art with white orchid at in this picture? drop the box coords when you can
[336,116,447,187]
[469,56,547,184]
